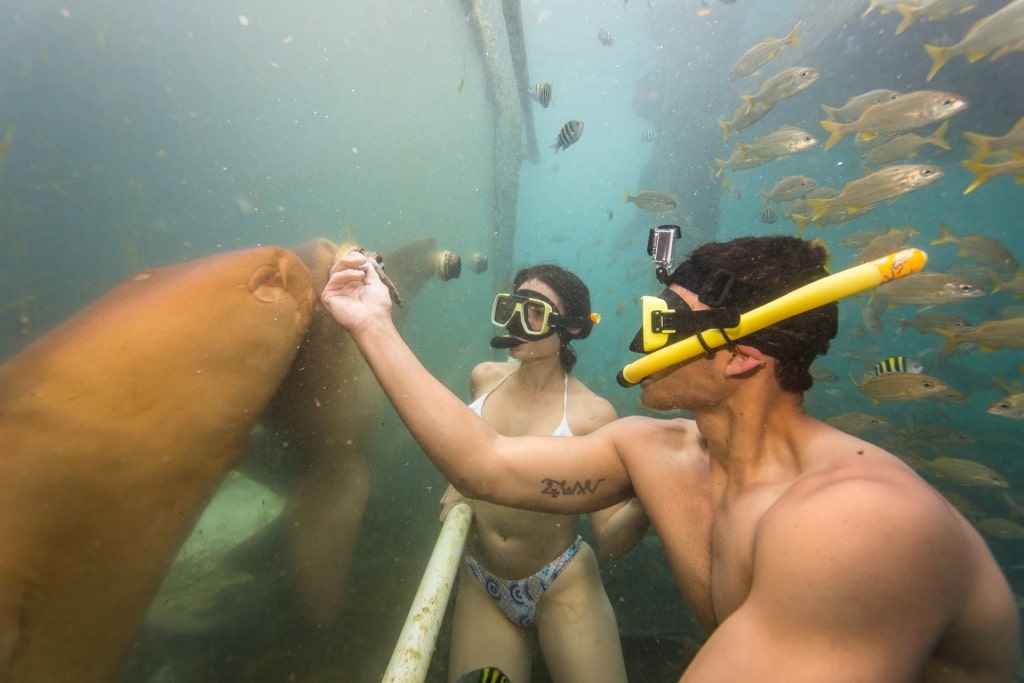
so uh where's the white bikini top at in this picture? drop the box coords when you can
[467,369,573,437]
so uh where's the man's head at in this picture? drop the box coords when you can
[663,236,838,393]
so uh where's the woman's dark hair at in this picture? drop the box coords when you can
[514,264,593,373]
[667,236,838,393]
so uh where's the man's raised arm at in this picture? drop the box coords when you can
[320,250,632,513]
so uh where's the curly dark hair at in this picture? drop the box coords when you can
[514,264,594,373]
[667,236,838,393]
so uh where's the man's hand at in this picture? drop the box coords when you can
[321,250,393,331]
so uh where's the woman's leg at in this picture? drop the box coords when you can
[447,563,534,683]
[533,542,628,683]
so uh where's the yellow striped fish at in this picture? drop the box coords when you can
[457,667,511,683]
[819,90,967,150]
[924,0,1024,81]
[872,356,924,375]
[936,316,1024,353]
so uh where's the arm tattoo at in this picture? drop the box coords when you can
[540,477,606,498]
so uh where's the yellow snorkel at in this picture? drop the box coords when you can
[617,248,928,387]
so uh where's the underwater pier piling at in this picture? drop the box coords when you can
[462,0,538,275]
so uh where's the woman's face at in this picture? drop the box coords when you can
[507,278,564,360]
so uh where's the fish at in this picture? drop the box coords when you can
[822,89,901,123]
[806,164,944,221]
[862,0,928,19]
[623,188,677,212]
[838,228,887,248]
[999,270,1024,299]
[718,100,773,140]
[935,316,1024,353]
[873,271,985,307]
[854,225,918,264]
[873,355,924,375]
[916,456,1010,488]
[825,411,890,434]
[860,296,886,332]
[961,154,1024,195]
[741,66,820,111]
[819,90,968,151]
[977,517,1024,540]
[735,126,819,162]
[528,82,552,108]
[924,0,1024,80]
[640,128,659,142]
[810,364,840,382]
[930,221,1019,278]
[855,131,900,150]
[853,371,963,403]
[987,392,1024,419]
[894,0,984,36]
[456,667,511,683]
[792,204,878,233]
[788,186,841,224]
[552,120,584,153]
[729,20,802,80]
[896,311,975,335]
[942,491,986,518]
[607,207,614,220]
[759,206,778,224]
[761,175,817,208]
[963,117,1024,162]
[861,120,951,168]
[598,27,615,46]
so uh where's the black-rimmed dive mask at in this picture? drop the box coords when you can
[490,289,562,349]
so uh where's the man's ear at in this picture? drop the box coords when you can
[725,343,767,377]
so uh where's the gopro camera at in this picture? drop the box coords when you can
[647,225,681,284]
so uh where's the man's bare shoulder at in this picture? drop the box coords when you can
[603,415,708,465]
[759,453,969,600]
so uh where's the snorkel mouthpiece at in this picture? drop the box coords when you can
[490,335,525,349]
[617,248,928,388]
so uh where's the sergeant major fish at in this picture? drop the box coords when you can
[528,82,552,108]
[872,355,924,375]
[552,120,584,153]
